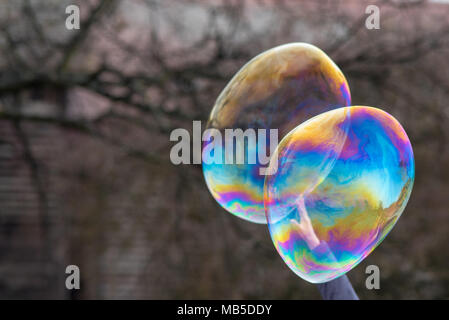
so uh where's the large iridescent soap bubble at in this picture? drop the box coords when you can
[264,106,414,283]
[202,43,351,223]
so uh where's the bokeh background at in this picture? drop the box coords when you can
[0,0,448,299]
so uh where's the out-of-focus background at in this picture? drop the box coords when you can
[0,0,448,299]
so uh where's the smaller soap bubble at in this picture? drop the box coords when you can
[264,106,415,283]
[203,43,351,224]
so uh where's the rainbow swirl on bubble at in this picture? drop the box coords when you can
[202,43,351,223]
[264,106,414,283]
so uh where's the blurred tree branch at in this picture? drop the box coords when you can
[0,0,448,163]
